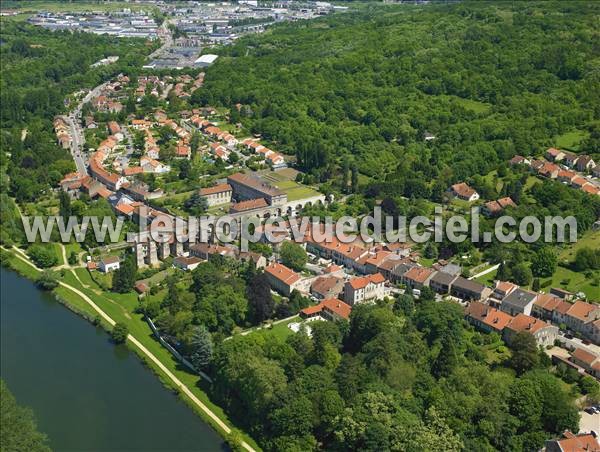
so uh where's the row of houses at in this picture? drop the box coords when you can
[466,301,559,346]
[482,280,600,345]
[511,149,600,196]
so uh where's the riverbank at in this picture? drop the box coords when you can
[0,246,259,451]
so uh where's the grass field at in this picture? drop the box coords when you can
[453,97,492,114]
[554,130,588,152]
[558,230,600,261]
[475,268,498,286]
[273,180,321,201]
[541,265,599,302]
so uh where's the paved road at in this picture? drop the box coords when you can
[64,81,110,175]
[148,20,173,60]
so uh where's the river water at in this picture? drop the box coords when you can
[0,268,224,451]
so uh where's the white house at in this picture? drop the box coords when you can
[99,256,120,273]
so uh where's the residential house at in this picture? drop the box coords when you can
[563,152,580,168]
[482,197,517,217]
[173,256,202,271]
[532,293,562,321]
[488,280,518,307]
[551,300,574,327]
[538,162,560,179]
[429,271,458,295]
[557,169,577,184]
[343,273,386,306]
[503,313,559,347]
[569,348,600,379]
[576,155,596,173]
[189,243,234,261]
[402,266,435,290]
[545,431,600,452]
[545,148,565,162]
[98,256,120,273]
[390,261,417,284]
[229,198,269,214]
[509,155,531,166]
[199,183,232,207]
[448,182,479,202]
[311,276,344,300]
[264,262,302,296]
[500,288,538,316]
[465,302,513,334]
[237,251,267,269]
[450,277,489,301]
[176,144,191,159]
[550,287,575,301]
[571,175,590,190]
[300,298,352,322]
[563,301,600,337]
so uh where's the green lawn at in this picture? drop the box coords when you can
[558,230,600,261]
[273,180,321,202]
[475,268,498,286]
[453,97,491,114]
[257,316,299,340]
[554,129,588,152]
[541,265,600,302]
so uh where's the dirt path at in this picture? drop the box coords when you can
[6,247,255,452]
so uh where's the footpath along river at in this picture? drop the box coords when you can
[0,267,225,451]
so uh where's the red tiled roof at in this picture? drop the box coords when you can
[230,198,268,213]
[265,262,301,285]
[506,313,551,334]
[450,182,477,198]
[466,301,513,332]
[403,266,435,284]
[200,183,232,196]
[347,273,385,290]
[566,300,599,322]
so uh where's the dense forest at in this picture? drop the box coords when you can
[210,295,583,451]
[196,2,600,190]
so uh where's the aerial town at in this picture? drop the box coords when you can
[2,1,600,451]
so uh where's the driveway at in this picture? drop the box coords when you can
[579,410,599,434]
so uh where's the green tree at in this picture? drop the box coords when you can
[511,263,532,286]
[111,254,136,293]
[0,380,50,452]
[531,247,557,278]
[111,322,129,344]
[508,332,539,375]
[36,270,58,290]
[27,245,58,268]
[190,325,213,371]
[279,241,307,272]
[247,272,274,324]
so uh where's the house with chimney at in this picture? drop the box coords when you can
[502,313,558,347]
